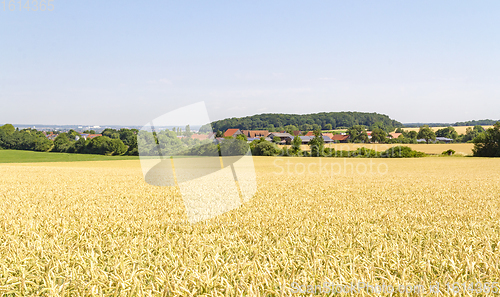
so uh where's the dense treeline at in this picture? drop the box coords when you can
[250,134,425,158]
[403,123,453,128]
[0,124,53,152]
[137,130,426,158]
[404,119,499,128]
[454,119,499,126]
[209,112,403,133]
[2,121,500,157]
[343,124,487,144]
[0,124,138,156]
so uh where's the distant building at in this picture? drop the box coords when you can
[322,133,334,139]
[241,130,269,138]
[80,134,102,140]
[388,132,402,139]
[223,129,243,138]
[331,134,349,143]
[435,137,454,143]
[322,135,333,143]
[45,133,58,141]
[417,137,453,143]
[191,134,209,141]
[268,132,293,142]
[284,135,308,144]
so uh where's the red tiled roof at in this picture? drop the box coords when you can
[241,130,269,138]
[191,134,209,141]
[389,132,402,138]
[224,129,240,137]
[331,134,349,141]
[305,131,315,136]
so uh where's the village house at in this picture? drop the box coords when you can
[241,130,269,138]
[223,129,243,138]
[44,132,58,141]
[331,134,350,143]
[388,132,402,139]
[268,132,293,143]
[80,134,102,140]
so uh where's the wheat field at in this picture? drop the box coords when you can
[1,157,500,295]
[403,126,494,135]
[283,143,475,155]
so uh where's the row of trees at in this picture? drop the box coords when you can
[0,124,139,156]
[210,112,403,132]
[403,119,498,128]
[344,125,488,144]
[454,119,499,126]
[345,123,500,157]
[2,122,499,157]
[0,124,53,152]
[248,131,425,158]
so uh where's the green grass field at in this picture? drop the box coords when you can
[0,149,139,163]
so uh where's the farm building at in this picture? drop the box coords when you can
[388,132,403,139]
[268,132,293,142]
[223,129,243,138]
[417,137,454,143]
[241,130,269,138]
[331,134,349,143]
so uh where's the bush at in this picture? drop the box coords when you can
[381,146,426,158]
[252,141,280,156]
[351,147,380,158]
[442,149,455,156]
[219,138,249,156]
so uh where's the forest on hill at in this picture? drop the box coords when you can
[404,119,499,128]
[209,112,403,132]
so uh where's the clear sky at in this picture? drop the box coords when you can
[1,0,499,125]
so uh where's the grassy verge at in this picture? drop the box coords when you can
[0,149,139,163]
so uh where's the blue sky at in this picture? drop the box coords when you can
[1,1,499,125]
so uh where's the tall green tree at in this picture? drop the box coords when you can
[462,125,485,142]
[347,125,369,143]
[53,133,72,152]
[309,130,325,156]
[407,131,418,139]
[284,125,299,134]
[108,139,127,155]
[291,136,302,156]
[473,122,500,157]
[102,128,120,139]
[34,137,53,152]
[184,125,193,137]
[0,124,16,135]
[370,128,387,143]
[417,125,436,144]
[86,136,112,155]
[435,127,458,140]
[236,134,247,141]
